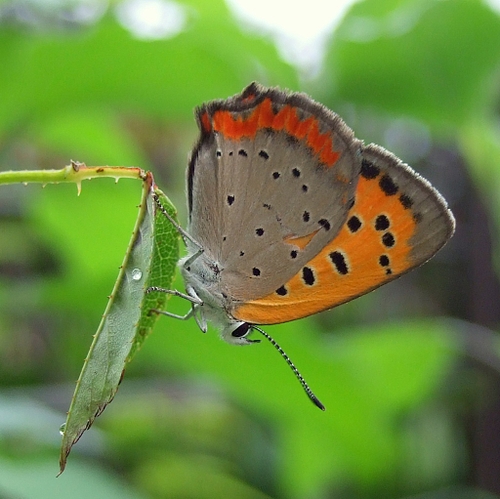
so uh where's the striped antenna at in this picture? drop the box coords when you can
[252,326,325,411]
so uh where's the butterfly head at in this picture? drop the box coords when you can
[220,321,260,346]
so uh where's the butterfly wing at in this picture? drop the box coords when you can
[187,83,363,301]
[232,144,455,324]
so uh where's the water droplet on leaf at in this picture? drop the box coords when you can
[132,268,143,281]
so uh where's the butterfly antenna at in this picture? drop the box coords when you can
[252,326,325,411]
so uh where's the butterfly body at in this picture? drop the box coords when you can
[179,246,247,344]
[179,82,454,344]
[149,82,454,407]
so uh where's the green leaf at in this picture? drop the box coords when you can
[128,186,180,362]
[59,175,179,473]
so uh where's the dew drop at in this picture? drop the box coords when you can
[59,423,66,436]
[131,268,143,281]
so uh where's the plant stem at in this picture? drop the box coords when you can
[0,161,147,194]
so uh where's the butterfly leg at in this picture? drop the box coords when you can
[153,193,203,251]
[150,307,195,321]
[147,285,207,333]
[150,304,209,334]
[147,286,202,305]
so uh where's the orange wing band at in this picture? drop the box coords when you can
[233,175,417,324]
[208,99,341,168]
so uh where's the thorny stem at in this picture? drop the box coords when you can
[0,161,147,194]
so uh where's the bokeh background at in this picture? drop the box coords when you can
[1,0,500,497]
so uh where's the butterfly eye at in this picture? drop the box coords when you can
[231,323,251,337]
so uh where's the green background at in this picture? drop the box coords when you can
[1,0,499,497]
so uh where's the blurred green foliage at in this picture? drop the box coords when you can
[0,0,499,498]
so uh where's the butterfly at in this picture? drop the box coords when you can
[149,82,455,409]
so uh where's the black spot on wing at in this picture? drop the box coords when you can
[382,232,395,247]
[399,193,413,209]
[329,251,349,275]
[318,218,331,231]
[347,215,362,233]
[379,174,398,196]
[379,254,392,275]
[375,215,390,231]
[361,159,380,179]
[379,254,390,266]
[302,266,315,286]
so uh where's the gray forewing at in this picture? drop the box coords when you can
[189,126,361,302]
